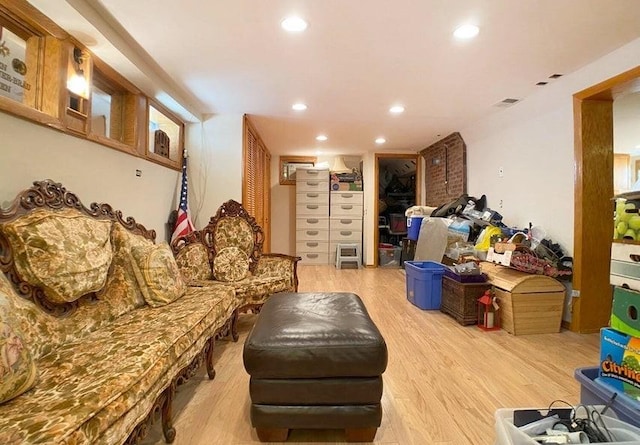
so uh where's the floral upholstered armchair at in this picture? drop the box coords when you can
[171,200,300,313]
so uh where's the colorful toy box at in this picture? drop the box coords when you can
[600,328,640,400]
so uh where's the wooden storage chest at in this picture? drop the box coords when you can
[480,262,566,335]
[440,276,491,325]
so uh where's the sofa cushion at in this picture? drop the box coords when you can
[130,242,186,307]
[213,247,250,282]
[214,217,255,257]
[2,208,113,304]
[192,274,293,307]
[0,285,237,444]
[0,288,37,404]
[97,223,153,312]
[175,243,212,281]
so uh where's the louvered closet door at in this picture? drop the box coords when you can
[243,116,272,251]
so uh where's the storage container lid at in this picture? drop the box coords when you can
[480,262,565,293]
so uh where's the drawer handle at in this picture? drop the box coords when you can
[307,218,319,224]
[341,205,353,210]
[308,181,319,186]
[307,193,319,198]
[307,205,319,210]
[340,219,352,224]
[308,253,318,259]
[630,254,640,262]
[340,231,353,236]
[307,242,319,247]
[307,170,319,176]
[306,231,319,236]
[344,193,353,198]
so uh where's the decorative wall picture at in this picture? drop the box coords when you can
[279,156,316,185]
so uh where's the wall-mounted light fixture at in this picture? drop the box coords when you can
[67,47,89,98]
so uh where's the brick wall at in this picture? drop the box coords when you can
[419,132,467,206]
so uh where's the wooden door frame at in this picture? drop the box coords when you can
[373,153,422,267]
[572,65,640,333]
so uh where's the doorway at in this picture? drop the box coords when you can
[374,154,421,267]
[573,66,640,333]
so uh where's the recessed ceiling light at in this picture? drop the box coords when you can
[389,105,405,114]
[453,24,479,40]
[316,135,328,141]
[281,16,308,32]
[375,137,386,144]
[292,103,307,111]
[316,150,323,155]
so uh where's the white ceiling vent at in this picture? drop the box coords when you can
[494,98,520,107]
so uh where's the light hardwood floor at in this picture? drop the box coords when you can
[142,265,599,445]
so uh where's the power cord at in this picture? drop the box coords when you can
[545,400,614,443]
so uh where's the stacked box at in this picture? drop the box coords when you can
[600,328,640,400]
[611,287,640,338]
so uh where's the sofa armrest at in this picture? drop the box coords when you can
[255,254,301,291]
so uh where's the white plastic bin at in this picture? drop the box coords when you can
[494,407,640,445]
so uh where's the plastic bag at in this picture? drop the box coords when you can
[474,225,502,251]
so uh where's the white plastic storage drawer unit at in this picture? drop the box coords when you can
[330,192,363,205]
[296,241,329,255]
[296,217,329,230]
[296,166,329,194]
[329,229,362,243]
[297,252,330,264]
[296,168,330,264]
[329,191,363,266]
[330,217,362,231]
[329,203,363,218]
[296,228,328,242]
[610,241,640,291]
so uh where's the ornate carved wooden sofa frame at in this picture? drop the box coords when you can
[172,199,301,314]
[0,180,239,445]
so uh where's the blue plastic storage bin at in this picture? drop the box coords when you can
[574,366,640,428]
[405,261,445,310]
[406,216,424,241]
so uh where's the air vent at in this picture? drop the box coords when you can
[494,98,520,107]
[536,81,548,86]
[549,73,563,79]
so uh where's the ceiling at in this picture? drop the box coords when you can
[29,0,640,156]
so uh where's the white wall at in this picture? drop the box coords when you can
[463,36,640,255]
[185,114,243,228]
[0,112,179,241]
[270,161,296,255]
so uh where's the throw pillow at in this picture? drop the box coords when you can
[213,247,250,282]
[129,242,186,307]
[0,288,37,404]
[175,243,212,282]
[2,208,113,304]
[97,223,154,311]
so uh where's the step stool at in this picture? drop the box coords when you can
[336,243,361,269]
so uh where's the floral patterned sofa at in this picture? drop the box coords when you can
[171,200,300,314]
[0,180,240,445]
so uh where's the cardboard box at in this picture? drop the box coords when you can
[600,328,640,399]
[611,286,640,337]
[330,180,362,191]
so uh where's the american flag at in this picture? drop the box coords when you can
[171,153,195,242]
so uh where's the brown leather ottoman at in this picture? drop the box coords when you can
[243,292,388,442]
